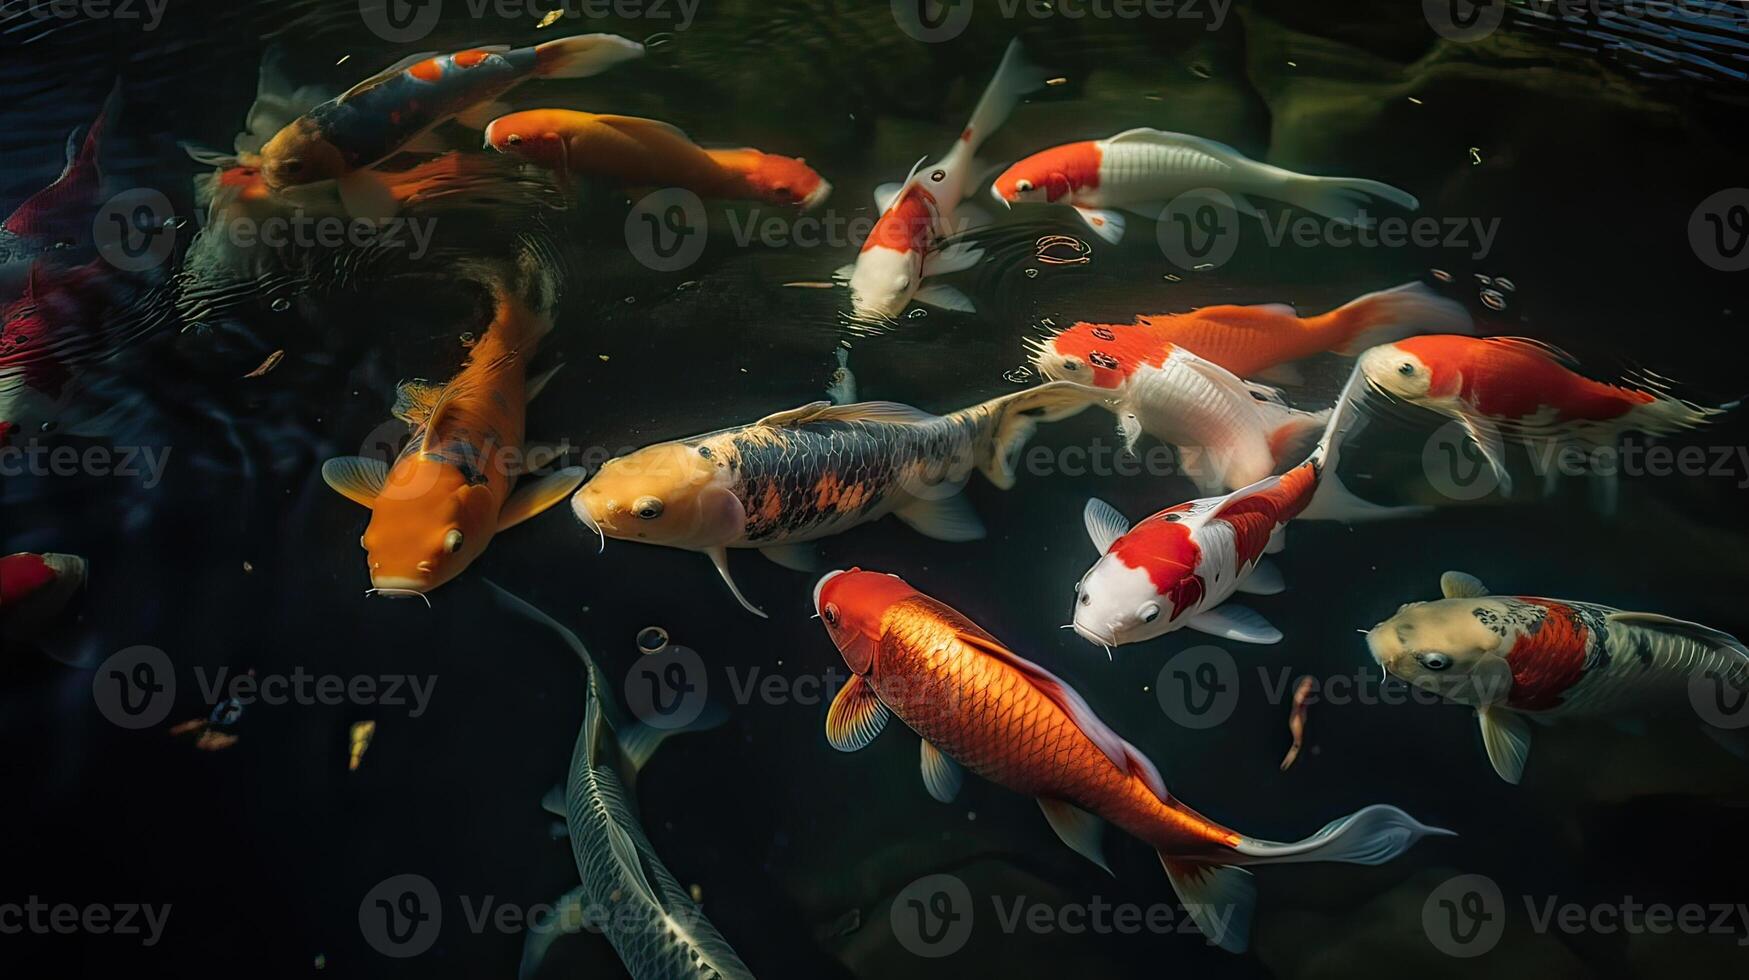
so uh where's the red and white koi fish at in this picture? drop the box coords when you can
[194,35,641,215]
[814,568,1452,952]
[1358,335,1732,497]
[1,83,117,266]
[991,129,1417,245]
[1072,366,1418,650]
[1,552,87,652]
[1031,281,1473,388]
[1368,571,1749,784]
[841,40,1043,321]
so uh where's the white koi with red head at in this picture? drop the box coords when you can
[991,129,1417,245]
[844,40,1043,322]
[1071,366,1422,651]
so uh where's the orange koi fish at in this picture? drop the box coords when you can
[814,569,1451,952]
[321,259,583,598]
[1031,281,1472,388]
[1369,571,1749,783]
[484,111,831,209]
[1359,335,1732,496]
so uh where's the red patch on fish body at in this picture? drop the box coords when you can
[862,185,937,254]
[1212,460,1318,568]
[1047,323,1173,389]
[1108,506,1206,619]
[408,58,445,83]
[1504,599,1593,711]
[0,553,57,606]
[995,141,1101,202]
[453,50,491,69]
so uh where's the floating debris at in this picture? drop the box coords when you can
[349,720,376,772]
[781,281,836,289]
[1035,234,1092,266]
[1024,268,1040,278]
[459,331,476,348]
[242,350,284,378]
[1003,365,1034,384]
[907,308,927,318]
[645,32,675,49]
[242,560,254,573]
[314,954,327,970]
[1480,288,1508,312]
[689,883,704,902]
[1189,63,1212,79]
[825,347,857,404]
[598,354,610,362]
[1280,676,1314,771]
[269,297,291,312]
[1469,146,1483,166]
[335,55,350,66]
[1474,273,1493,286]
[1045,76,1068,86]
[536,8,564,28]
[1408,96,1424,105]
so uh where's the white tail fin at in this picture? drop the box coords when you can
[958,40,1047,159]
[1623,392,1732,437]
[977,381,1100,489]
[1327,281,1475,355]
[534,33,645,79]
[1256,401,1329,472]
[1280,173,1419,225]
[1301,364,1430,521]
[1159,858,1256,953]
[1232,803,1454,865]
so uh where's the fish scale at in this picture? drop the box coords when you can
[1539,615,1749,718]
[1100,141,1234,186]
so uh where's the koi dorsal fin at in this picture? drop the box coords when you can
[338,51,439,103]
[755,401,936,428]
[1440,571,1489,598]
[392,378,444,427]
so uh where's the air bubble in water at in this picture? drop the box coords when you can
[1480,289,1507,311]
[1495,277,1516,292]
[1432,269,1453,283]
[1025,268,1039,278]
[907,308,927,319]
[270,297,290,312]
[637,627,670,653]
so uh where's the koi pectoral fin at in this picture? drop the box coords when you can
[321,456,388,507]
[1072,206,1125,244]
[1160,859,1255,953]
[825,673,887,751]
[1479,706,1533,784]
[1187,605,1282,644]
[759,542,821,573]
[920,740,963,803]
[1038,798,1111,875]
[1457,412,1512,495]
[1234,559,1284,596]
[499,467,588,530]
[706,546,767,618]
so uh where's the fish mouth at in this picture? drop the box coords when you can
[800,179,833,211]
[1072,620,1119,655]
[366,581,432,607]
[812,569,848,614]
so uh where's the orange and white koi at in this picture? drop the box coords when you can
[814,568,1451,952]
[991,129,1417,245]
[239,35,641,211]
[1358,335,1732,496]
[1031,281,1472,387]
[484,110,831,209]
[321,257,583,598]
[1072,367,1417,650]
[1368,571,1749,784]
[1,551,87,651]
[841,40,1043,321]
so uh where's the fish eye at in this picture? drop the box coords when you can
[1139,602,1160,623]
[281,159,303,174]
[1398,362,1416,376]
[1015,179,1033,193]
[633,496,664,519]
[1417,652,1452,671]
[1061,359,1080,371]
[823,603,840,626]
[506,133,523,145]
[1078,592,1091,606]
[930,169,946,182]
[443,529,463,553]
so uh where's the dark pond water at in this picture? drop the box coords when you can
[5,1,1749,978]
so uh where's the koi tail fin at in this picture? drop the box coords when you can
[957,40,1047,160]
[976,380,1101,489]
[1301,364,1431,521]
[1158,858,1255,953]
[1278,172,1419,227]
[1326,281,1475,356]
[1257,400,1330,473]
[1622,390,1733,438]
[533,33,645,79]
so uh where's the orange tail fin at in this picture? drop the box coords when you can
[1321,281,1474,356]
